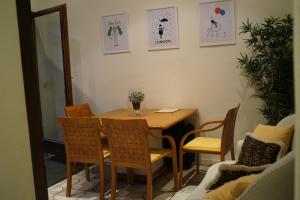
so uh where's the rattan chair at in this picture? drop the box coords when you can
[64,103,96,118]
[57,117,110,200]
[101,118,179,200]
[64,103,96,181]
[179,104,240,188]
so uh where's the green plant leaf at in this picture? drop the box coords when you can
[237,15,294,124]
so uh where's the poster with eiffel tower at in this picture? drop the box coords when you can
[199,0,235,46]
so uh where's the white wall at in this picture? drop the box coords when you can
[31,0,293,160]
[294,0,300,199]
[0,1,36,199]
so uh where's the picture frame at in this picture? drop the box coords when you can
[199,0,235,46]
[102,13,129,54]
[146,7,179,50]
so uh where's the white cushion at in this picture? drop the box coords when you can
[186,161,236,200]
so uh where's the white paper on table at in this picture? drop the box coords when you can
[155,108,179,113]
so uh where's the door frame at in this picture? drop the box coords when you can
[32,4,73,157]
[16,0,48,199]
[32,4,73,106]
[16,1,72,199]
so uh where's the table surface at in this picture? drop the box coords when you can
[99,108,197,130]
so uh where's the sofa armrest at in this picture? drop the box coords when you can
[238,151,294,200]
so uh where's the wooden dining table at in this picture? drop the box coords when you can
[99,108,197,130]
[98,108,198,180]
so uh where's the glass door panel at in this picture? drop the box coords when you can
[34,12,65,142]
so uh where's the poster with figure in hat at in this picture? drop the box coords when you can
[147,7,179,50]
[102,13,129,54]
[199,0,235,46]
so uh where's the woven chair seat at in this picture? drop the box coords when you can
[183,137,221,153]
[150,149,173,164]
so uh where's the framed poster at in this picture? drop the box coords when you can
[147,7,179,50]
[102,13,129,54]
[199,0,235,46]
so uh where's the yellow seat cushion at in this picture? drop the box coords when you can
[204,174,257,200]
[252,124,294,155]
[183,137,221,153]
[102,149,110,158]
[150,149,172,164]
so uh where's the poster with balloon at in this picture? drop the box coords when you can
[199,0,235,46]
[147,7,179,50]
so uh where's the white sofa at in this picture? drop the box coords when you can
[183,114,295,200]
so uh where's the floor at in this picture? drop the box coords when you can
[45,156,84,187]
[48,164,209,200]
[45,159,67,187]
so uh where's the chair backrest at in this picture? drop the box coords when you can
[101,118,151,169]
[221,104,240,154]
[57,117,103,163]
[65,103,94,118]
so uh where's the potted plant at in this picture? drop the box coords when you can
[128,90,145,115]
[238,15,294,125]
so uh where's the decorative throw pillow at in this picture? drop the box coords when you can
[204,174,257,200]
[237,134,284,166]
[206,164,268,190]
[252,124,294,155]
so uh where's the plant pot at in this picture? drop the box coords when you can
[132,102,141,110]
[132,102,141,116]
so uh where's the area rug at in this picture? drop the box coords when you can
[48,164,208,200]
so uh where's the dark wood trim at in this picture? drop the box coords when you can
[16,0,48,199]
[32,4,73,106]
[59,5,73,106]
[32,4,64,17]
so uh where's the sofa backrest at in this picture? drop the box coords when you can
[237,114,295,154]
[276,114,295,127]
[277,114,295,150]
[238,151,294,200]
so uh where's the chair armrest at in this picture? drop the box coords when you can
[198,120,224,131]
[148,132,177,152]
[179,130,198,149]
[179,120,224,149]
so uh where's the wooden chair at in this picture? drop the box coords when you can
[57,117,110,200]
[64,103,95,118]
[64,103,96,181]
[101,118,179,200]
[179,104,240,188]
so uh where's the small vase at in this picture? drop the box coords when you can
[132,102,141,116]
